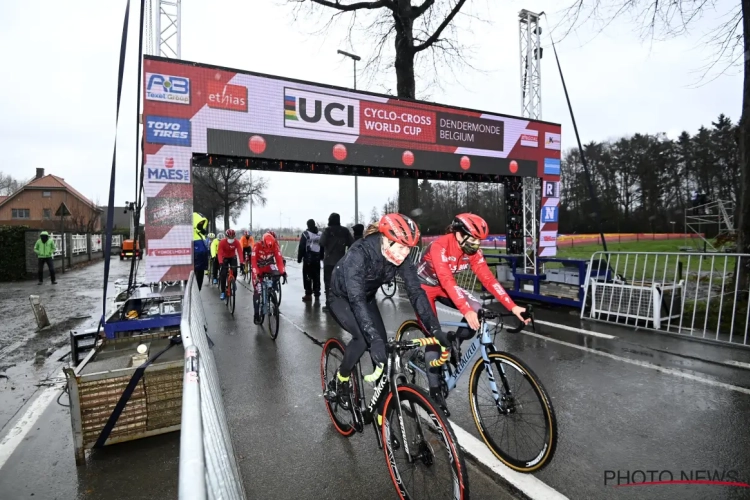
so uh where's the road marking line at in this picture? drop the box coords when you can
[450,423,569,500]
[534,320,616,339]
[725,360,750,370]
[0,384,62,470]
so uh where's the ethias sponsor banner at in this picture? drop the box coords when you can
[520,129,539,147]
[545,132,561,150]
[207,81,247,112]
[145,73,190,105]
[146,116,191,146]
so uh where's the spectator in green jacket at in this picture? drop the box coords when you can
[34,231,57,285]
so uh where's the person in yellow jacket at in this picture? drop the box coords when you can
[34,231,58,285]
[193,213,209,290]
[210,233,221,285]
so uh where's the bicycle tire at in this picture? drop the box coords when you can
[381,383,470,500]
[381,281,397,298]
[229,278,236,315]
[320,338,355,437]
[266,290,280,340]
[394,320,430,391]
[276,279,283,306]
[468,351,557,473]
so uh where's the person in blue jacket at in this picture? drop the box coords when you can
[193,213,210,290]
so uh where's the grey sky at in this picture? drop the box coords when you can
[0,0,740,231]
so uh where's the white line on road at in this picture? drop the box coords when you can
[451,423,569,500]
[533,320,616,339]
[0,384,62,470]
[724,360,750,370]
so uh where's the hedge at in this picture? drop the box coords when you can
[0,225,29,281]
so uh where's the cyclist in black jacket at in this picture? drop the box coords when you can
[328,213,450,403]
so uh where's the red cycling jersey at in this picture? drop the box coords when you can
[217,238,245,265]
[417,233,516,315]
[251,240,285,283]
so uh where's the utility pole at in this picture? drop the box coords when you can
[249,170,253,233]
[338,49,361,225]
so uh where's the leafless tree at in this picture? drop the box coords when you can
[0,172,25,196]
[192,166,268,228]
[556,0,750,285]
[286,0,483,214]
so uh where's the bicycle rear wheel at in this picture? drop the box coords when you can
[382,384,469,500]
[266,290,280,340]
[320,338,356,437]
[468,352,557,473]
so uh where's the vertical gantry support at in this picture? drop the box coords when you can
[519,9,542,273]
[148,0,182,58]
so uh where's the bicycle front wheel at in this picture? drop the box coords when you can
[469,352,557,473]
[266,290,280,340]
[382,384,470,500]
[381,281,397,298]
[394,320,430,392]
[229,279,236,315]
[276,280,283,306]
[320,338,355,437]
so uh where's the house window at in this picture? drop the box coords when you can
[42,191,51,198]
[11,209,30,219]
[43,209,51,219]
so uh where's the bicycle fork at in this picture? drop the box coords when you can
[480,348,515,413]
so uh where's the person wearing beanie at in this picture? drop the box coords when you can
[352,224,365,241]
[297,219,322,301]
[319,212,354,311]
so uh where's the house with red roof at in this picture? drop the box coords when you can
[0,168,102,231]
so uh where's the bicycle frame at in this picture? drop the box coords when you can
[260,276,280,315]
[407,319,509,407]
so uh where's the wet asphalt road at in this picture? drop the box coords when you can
[2,256,750,499]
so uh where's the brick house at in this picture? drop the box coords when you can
[0,168,102,232]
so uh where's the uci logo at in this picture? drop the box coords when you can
[284,88,359,134]
[146,73,190,104]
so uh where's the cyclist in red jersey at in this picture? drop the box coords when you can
[416,213,529,411]
[251,232,287,324]
[217,228,245,301]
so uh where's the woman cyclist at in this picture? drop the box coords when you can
[329,213,450,405]
[217,229,244,301]
[416,213,529,413]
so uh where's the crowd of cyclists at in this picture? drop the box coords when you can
[196,211,529,416]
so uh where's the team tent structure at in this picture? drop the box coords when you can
[142,55,564,303]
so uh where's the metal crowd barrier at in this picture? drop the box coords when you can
[582,251,750,346]
[179,272,247,500]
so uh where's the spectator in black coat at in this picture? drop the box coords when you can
[297,219,322,302]
[319,212,354,311]
[352,224,365,241]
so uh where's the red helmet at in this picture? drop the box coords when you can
[268,231,278,239]
[379,213,420,247]
[225,229,236,239]
[262,232,276,248]
[452,213,489,240]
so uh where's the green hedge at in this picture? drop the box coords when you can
[0,226,29,281]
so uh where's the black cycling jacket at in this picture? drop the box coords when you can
[331,234,444,344]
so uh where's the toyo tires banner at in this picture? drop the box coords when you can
[142,56,561,281]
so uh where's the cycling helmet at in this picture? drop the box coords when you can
[218,233,225,240]
[452,213,489,240]
[262,232,276,248]
[268,230,278,239]
[207,232,215,239]
[379,213,420,247]
[225,229,236,239]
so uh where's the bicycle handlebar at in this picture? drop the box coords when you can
[479,304,535,334]
[363,338,449,383]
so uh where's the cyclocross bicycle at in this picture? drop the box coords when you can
[257,270,284,340]
[223,265,239,315]
[395,306,557,473]
[322,336,470,500]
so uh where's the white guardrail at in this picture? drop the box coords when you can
[582,251,750,346]
[90,234,102,252]
[72,234,87,255]
[52,234,64,257]
[179,272,247,500]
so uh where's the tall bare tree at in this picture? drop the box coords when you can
[288,0,475,214]
[557,0,749,280]
[0,172,25,196]
[192,166,268,229]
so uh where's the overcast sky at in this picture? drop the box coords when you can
[0,0,741,231]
